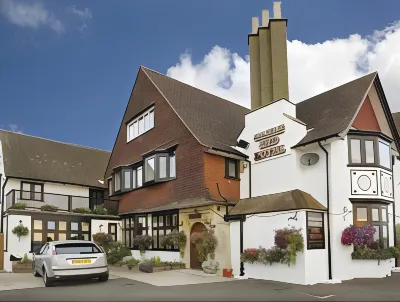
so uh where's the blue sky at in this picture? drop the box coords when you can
[1,0,400,151]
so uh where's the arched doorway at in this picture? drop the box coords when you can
[190,222,207,269]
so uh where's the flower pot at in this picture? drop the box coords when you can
[223,268,232,278]
[12,261,33,273]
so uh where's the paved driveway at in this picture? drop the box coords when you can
[2,271,400,301]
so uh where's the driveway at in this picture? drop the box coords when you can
[1,271,400,301]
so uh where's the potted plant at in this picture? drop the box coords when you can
[12,224,29,242]
[12,253,32,273]
[190,228,218,274]
[133,235,153,256]
[10,202,27,210]
[92,204,108,215]
[92,232,113,246]
[40,204,59,212]
[72,207,92,214]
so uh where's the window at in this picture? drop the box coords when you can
[152,212,179,250]
[124,170,131,189]
[379,140,391,169]
[159,156,167,179]
[114,172,121,192]
[170,153,176,178]
[108,179,112,196]
[108,223,117,241]
[348,135,392,169]
[20,182,43,201]
[123,216,148,249]
[307,212,325,249]
[145,157,155,182]
[127,107,155,142]
[353,204,389,248]
[137,166,143,187]
[225,158,239,179]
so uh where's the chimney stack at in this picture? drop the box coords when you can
[248,1,289,110]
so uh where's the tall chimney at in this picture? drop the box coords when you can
[248,1,289,110]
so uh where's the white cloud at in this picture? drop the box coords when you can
[0,0,65,34]
[66,5,92,20]
[167,21,400,113]
[8,124,23,133]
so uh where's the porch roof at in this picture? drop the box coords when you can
[229,189,326,216]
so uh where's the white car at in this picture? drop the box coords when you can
[32,240,108,287]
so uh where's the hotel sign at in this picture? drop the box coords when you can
[254,124,286,161]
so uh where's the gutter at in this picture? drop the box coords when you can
[1,176,7,233]
[318,141,332,280]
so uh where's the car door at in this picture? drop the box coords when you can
[35,243,48,274]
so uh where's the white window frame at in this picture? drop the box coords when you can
[127,107,155,142]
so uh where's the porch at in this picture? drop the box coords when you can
[5,190,119,215]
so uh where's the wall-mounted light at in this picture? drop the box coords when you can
[99,224,104,232]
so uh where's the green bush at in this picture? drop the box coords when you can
[40,204,58,212]
[72,207,92,214]
[352,245,400,263]
[92,232,113,246]
[133,235,153,255]
[124,258,140,270]
[92,205,108,215]
[10,202,27,210]
[104,241,131,265]
[21,253,29,263]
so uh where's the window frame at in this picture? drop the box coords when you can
[20,181,44,201]
[352,203,389,248]
[114,171,121,192]
[225,158,239,179]
[306,211,325,250]
[127,106,155,142]
[151,212,179,251]
[347,134,392,171]
[122,215,149,249]
[108,223,118,241]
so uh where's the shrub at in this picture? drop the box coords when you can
[72,207,92,214]
[92,204,108,215]
[12,224,29,241]
[40,204,58,212]
[133,235,153,255]
[10,202,27,210]
[352,245,400,263]
[240,227,304,267]
[241,248,259,264]
[124,258,140,270]
[92,232,113,246]
[21,253,29,263]
[341,225,375,247]
[104,241,131,265]
[190,228,218,263]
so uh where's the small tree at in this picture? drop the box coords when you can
[12,224,29,242]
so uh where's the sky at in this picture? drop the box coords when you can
[0,0,400,151]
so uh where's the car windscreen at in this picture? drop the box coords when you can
[54,243,102,254]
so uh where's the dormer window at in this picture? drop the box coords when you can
[127,107,155,142]
[348,134,392,170]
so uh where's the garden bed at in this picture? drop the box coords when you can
[12,261,32,273]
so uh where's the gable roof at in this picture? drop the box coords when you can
[0,130,110,188]
[295,72,377,146]
[142,67,249,157]
[392,112,400,135]
[229,189,326,216]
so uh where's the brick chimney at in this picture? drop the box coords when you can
[248,1,289,110]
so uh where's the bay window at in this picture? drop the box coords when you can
[353,203,389,248]
[348,135,392,170]
[143,151,176,184]
[114,172,121,192]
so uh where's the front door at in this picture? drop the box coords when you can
[190,222,207,269]
[89,189,104,209]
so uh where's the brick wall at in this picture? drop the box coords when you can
[204,152,240,202]
[106,68,206,213]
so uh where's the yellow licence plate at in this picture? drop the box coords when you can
[72,259,92,264]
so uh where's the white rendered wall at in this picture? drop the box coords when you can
[91,219,122,241]
[230,211,328,285]
[131,250,180,262]
[393,157,400,218]
[5,214,32,272]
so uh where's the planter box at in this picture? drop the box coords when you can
[153,265,171,272]
[12,261,32,273]
[350,259,394,278]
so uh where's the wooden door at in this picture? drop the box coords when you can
[190,222,206,269]
[0,233,4,270]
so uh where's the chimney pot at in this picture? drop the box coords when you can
[273,2,282,18]
[261,10,269,27]
[252,17,259,34]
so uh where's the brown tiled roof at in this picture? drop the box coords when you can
[295,72,377,146]
[392,112,400,135]
[143,67,249,157]
[229,189,326,215]
[0,130,110,188]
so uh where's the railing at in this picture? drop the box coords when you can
[5,190,119,215]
